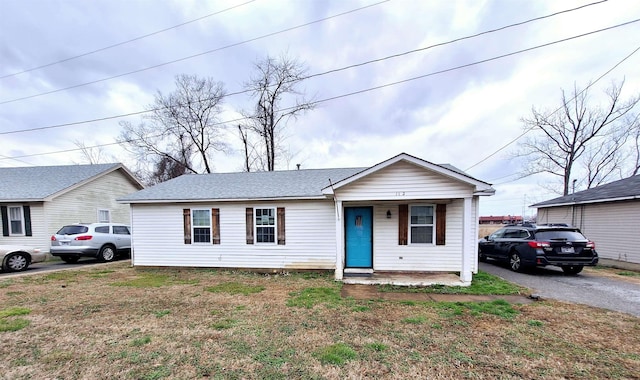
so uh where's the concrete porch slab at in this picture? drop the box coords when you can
[341,271,467,287]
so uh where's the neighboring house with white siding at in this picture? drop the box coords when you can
[532,174,640,265]
[119,153,495,285]
[0,163,144,251]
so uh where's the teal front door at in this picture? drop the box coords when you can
[345,207,373,268]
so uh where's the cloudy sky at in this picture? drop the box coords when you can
[1,0,639,217]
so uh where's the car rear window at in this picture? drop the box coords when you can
[535,230,587,241]
[56,225,89,235]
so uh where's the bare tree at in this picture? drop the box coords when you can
[240,54,315,171]
[517,80,640,195]
[73,140,115,164]
[118,74,228,182]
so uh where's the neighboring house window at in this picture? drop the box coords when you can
[409,205,434,244]
[192,209,211,243]
[255,208,276,243]
[9,206,24,235]
[98,209,111,223]
[1,205,32,237]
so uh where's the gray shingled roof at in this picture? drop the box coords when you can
[531,174,640,207]
[119,167,366,202]
[0,163,123,201]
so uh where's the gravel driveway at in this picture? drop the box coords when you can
[480,261,640,317]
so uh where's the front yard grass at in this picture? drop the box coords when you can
[0,262,638,379]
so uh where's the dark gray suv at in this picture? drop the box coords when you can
[478,224,598,274]
[50,223,131,263]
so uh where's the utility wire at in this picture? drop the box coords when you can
[0,0,258,79]
[0,6,627,137]
[0,0,605,105]
[0,0,390,105]
[464,41,640,172]
[2,19,638,161]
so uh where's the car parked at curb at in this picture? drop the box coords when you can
[0,245,47,272]
[50,223,131,263]
[478,224,598,275]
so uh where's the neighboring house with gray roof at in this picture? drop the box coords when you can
[532,174,640,264]
[0,163,144,252]
[119,153,495,285]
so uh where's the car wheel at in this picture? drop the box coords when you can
[61,256,80,264]
[562,265,584,275]
[4,253,29,272]
[478,249,487,262]
[99,245,116,262]
[509,251,525,272]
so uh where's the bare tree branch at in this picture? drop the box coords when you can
[515,80,640,195]
[117,74,228,182]
[239,54,315,171]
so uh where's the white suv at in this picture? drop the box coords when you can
[50,223,131,263]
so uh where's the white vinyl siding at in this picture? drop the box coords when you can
[0,169,140,253]
[538,200,640,264]
[45,170,139,233]
[131,201,337,269]
[336,160,474,201]
[369,199,466,272]
[0,203,48,249]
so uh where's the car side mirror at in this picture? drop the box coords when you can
[484,235,490,240]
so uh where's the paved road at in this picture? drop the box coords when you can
[0,258,124,278]
[480,260,640,317]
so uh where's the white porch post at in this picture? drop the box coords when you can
[334,199,344,280]
[461,197,473,283]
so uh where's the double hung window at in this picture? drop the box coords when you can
[9,206,24,235]
[255,208,275,243]
[192,209,211,243]
[410,205,434,244]
[98,209,111,223]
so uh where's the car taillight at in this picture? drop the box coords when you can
[75,235,93,241]
[528,241,550,248]
[51,235,57,241]
[586,241,595,249]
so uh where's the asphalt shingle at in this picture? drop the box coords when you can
[532,174,640,207]
[0,163,121,201]
[119,167,367,202]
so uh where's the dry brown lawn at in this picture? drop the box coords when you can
[1,262,639,379]
[478,224,503,239]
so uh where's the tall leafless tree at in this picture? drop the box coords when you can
[240,54,315,171]
[517,80,640,195]
[73,140,115,164]
[118,75,228,182]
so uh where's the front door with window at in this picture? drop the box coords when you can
[345,207,373,268]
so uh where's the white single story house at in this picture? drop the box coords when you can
[0,163,144,251]
[532,174,640,265]
[119,153,495,285]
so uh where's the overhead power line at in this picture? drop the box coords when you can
[464,41,640,172]
[0,0,258,79]
[2,19,638,162]
[0,0,390,105]
[0,5,626,137]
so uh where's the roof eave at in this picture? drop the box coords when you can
[533,195,640,208]
[118,195,332,204]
